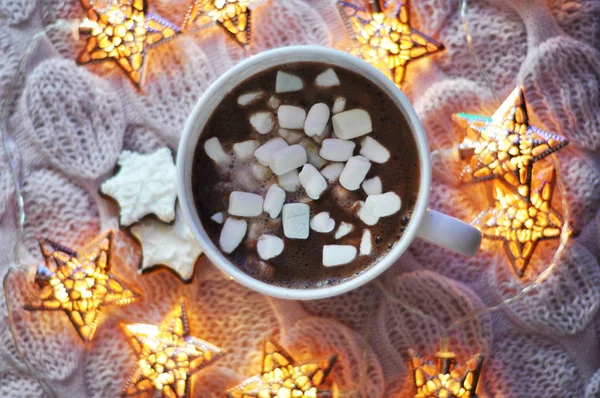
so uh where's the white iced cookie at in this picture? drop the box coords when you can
[131,210,203,282]
[101,148,177,226]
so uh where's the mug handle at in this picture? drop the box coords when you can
[416,209,482,257]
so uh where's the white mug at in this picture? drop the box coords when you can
[177,46,481,300]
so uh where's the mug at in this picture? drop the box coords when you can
[177,46,481,300]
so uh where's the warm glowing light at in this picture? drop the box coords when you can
[226,339,338,398]
[183,0,252,47]
[24,231,139,343]
[409,349,484,398]
[77,0,181,87]
[339,1,444,86]
[121,297,225,397]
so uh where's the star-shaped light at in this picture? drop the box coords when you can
[77,0,181,87]
[131,210,203,283]
[339,0,444,86]
[454,86,569,199]
[121,297,225,397]
[480,167,564,276]
[226,339,338,398]
[24,231,139,343]
[183,0,252,47]
[409,349,484,398]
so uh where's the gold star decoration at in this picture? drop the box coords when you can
[183,0,252,48]
[454,86,569,199]
[121,297,225,397]
[226,339,338,398]
[77,0,181,88]
[479,167,564,276]
[24,231,139,344]
[339,0,444,86]
[409,348,484,398]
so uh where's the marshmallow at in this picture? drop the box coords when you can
[357,201,379,226]
[238,90,265,107]
[233,140,260,160]
[300,139,327,169]
[263,184,286,218]
[315,68,341,87]
[362,176,382,195]
[211,212,224,224]
[360,229,372,255]
[332,96,346,114]
[360,136,390,163]
[249,111,275,135]
[332,109,372,139]
[282,203,310,239]
[304,103,330,137]
[366,192,402,217]
[335,222,354,239]
[278,105,306,129]
[279,128,304,144]
[310,212,335,233]
[246,222,261,248]
[257,234,285,260]
[204,137,229,164]
[228,191,264,217]
[339,156,371,191]
[278,169,300,192]
[320,163,344,182]
[299,164,327,200]
[254,137,288,166]
[311,123,330,144]
[267,95,281,110]
[323,245,357,267]
[319,138,355,162]
[219,218,247,253]
[276,71,303,93]
[270,144,307,175]
[251,163,270,181]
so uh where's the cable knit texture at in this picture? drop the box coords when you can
[0,0,599,397]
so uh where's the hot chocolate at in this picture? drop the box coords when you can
[191,62,420,288]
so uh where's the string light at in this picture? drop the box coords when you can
[183,0,252,47]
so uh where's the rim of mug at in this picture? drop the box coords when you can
[177,46,432,300]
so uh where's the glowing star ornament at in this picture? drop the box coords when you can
[226,339,338,398]
[24,231,139,343]
[409,349,484,398]
[183,0,252,47]
[339,0,444,86]
[77,0,181,88]
[121,297,225,398]
[454,86,569,199]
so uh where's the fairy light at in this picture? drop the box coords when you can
[183,0,252,47]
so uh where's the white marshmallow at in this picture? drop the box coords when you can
[320,163,344,182]
[276,71,303,93]
[257,234,284,260]
[238,90,265,107]
[279,128,304,144]
[360,136,390,163]
[335,222,354,239]
[298,164,327,200]
[278,105,306,129]
[310,212,335,233]
[254,137,288,166]
[304,103,330,137]
[315,68,341,87]
[267,95,281,110]
[339,156,371,191]
[204,137,229,164]
[323,245,357,267]
[282,203,310,239]
[246,222,261,248]
[219,218,247,253]
[362,176,382,195]
[366,192,402,217]
[360,229,372,255]
[278,170,300,192]
[332,96,346,114]
[319,138,355,162]
[312,123,330,144]
[270,144,307,175]
[233,140,260,160]
[300,139,327,169]
[228,191,264,217]
[356,201,379,226]
[211,212,224,224]
[263,184,286,218]
[250,111,275,135]
[332,109,372,139]
[251,163,270,181]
